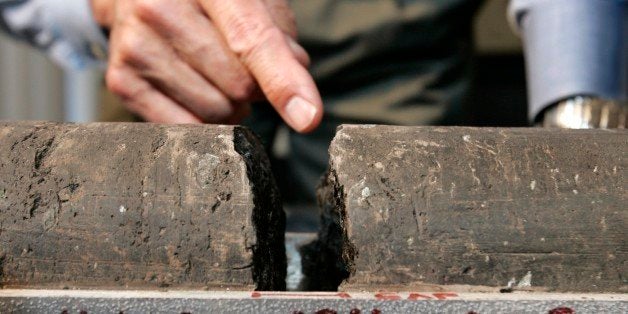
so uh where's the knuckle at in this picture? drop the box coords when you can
[105,67,131,97]
[225,16,282,59]
[226,75,257,102]
[106,66,155,120]
[134,0,169,24]
[189,42,216,63]
[241,26,283,62]
[117,31,146,63]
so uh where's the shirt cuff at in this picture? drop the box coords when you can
[2,0,109,69]
[508,0,627,121]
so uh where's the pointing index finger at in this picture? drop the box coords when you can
[200,0,323,133]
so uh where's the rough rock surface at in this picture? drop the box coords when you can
[0,122,285,290]
[306,125,626,292]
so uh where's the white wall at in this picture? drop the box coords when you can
[0,34,64,121]
[0,33,101,122]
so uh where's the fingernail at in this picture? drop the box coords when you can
[285,96,317,132]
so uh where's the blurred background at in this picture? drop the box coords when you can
[0,0,527,126]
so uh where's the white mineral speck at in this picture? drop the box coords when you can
[507,278,517,288]
[572,189,578,195]
[463,135,471,142]
[529,180,536,191]
[361,187,371,198]
[517,271,533,288]
[119,205,126,213]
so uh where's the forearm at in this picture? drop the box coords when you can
[0,0,109,69]
[509,0,627,122]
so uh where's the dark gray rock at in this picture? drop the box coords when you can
[0,122,285,290]
[308,125,626,292]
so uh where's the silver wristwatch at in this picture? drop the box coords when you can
[539,96,626,129]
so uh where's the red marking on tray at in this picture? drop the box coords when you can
[374,292,402,301]
[251,291,459,301]
[337,292,352,299]
[432,292,459,300]
[371,309,382,314]
[350,309,361,314]
[251,292,352,299]
[549,307,574,314]
[251,292,262,298]
[315,309,337,314]
[407,293,433,300]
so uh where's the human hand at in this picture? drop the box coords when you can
[91,0,323,132]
